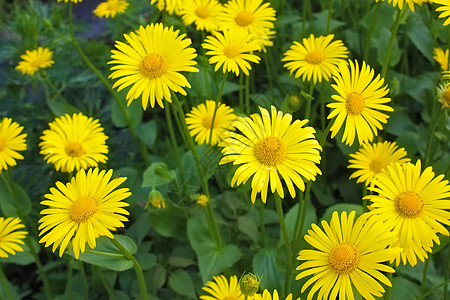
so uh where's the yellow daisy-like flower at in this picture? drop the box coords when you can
[254,289,295,300]
[433,48,449,71]
[203,29,261,76]
[108,23,198,110]
[436,83,450,108]
[185,100,236,145]
[93,0,129,18]
[366,160,450,266]
[150,0,184,15]
[200,274,245,300]
[348,141,410,186]
[433,0,450,26]
[375,0,421,11]
[219,106,322,203]
[39,113,108,173]
[0,118,27,173]
[327,60,393,146]
[57,0,82,3]
[181,0,223,32]
[218,0,276,47]
[282,34,349,84]
[297,211,402,300]
[16,47,54,76]
[0,217,27,258]
[38,168,131,259]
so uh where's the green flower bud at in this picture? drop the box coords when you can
[239,272,261,297]
[145,189,165,209]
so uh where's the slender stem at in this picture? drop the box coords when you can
[362,185,369,212]
[304,82,315,120]
[40,71,74,113]
[274,193,292,297]
[0,264,14,300]
[424,110,444,165]
[245,74,250,114]
[110,238,149,300]
[79,260,89,300]
[259,202,266,247]
[417,279,450,300]
[165,105,186,192]
[96,267,119,300]
[67,2,150,166]
[383,271,393,300]
[381,7,404,79]
[239,75,244,112]
[363,3,381,60]
[326,0,334,34]
[444,244,450,300]
[65,257,73,300]
[421,258,430,294]
[293,182,312,255]
[319,119,334,148]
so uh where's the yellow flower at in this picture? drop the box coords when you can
[254,289,295,300]
[203,29,261,76]
[200,274,245,300]
[436,83,450,108]
[16,47,54,75]
[433,48,449,71]
[38,168,131,259]
[0,118,27,172]
[181,0,223,32]
[348,141,410,186]
[297,211,402,300]
[57,0,82,3]
[93,0,129,18]
[39,113,108,173]
[282,34,348,83]
[185,100,236,145]
[327,60,393,146]
[197,194,209,206]
[366,160,450,266]
[108,23,198,109]
[219,106,322,203]
[150,0,184,15]
[0,217,27,258]
[375,0,420,11]
[433,0,450,25]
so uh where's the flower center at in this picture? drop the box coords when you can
[235,11,254,26]
[69,196,98,223]
[65,142,85,157]
[329,243,359,275]
[223,46,240,58]
[254,136,287,166]
[369,158,388,173]
[195,6,209,18]
[202,115,218,129]
[305,50,325,65]
[141,53,167,79]
[394,191,424,218]
[345,91,365,115]
[0,138,6,152]
[443,88,450,107]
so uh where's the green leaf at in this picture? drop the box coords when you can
[148,200,186,238]
[0,178,31,217]
[142,162,176,188]
[237,214,258,245]
[66,235,137,271]
[252,247,284,292]
[396,131,419,156]
[111,94,143,128]
[168,256,196,268]
[135,120,157,148]
[407,13,434,62]
[168,269,197,299]
[390,277,421,299]
[45,97,79,116]
[376,27,401,68]
[285,202,317,243]
[320,204,364,222]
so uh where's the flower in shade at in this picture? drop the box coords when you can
[39,113,108,173]
[200,274,245,300]
[297,211,402,300]
[365,160,450,266]
[0,217,27,258]
[150,0,183,15]
[282,34,348,83]
[16,47,54,75]
[203,28,261,76]
[57,0,82,3]
[0,118,27,173]
[38,168,131,259]
[93,0,129,18]
[348,141,410,186]
[181,0,223,32]
[436,82,450,108]
[375,0,420,11]
[108,23,198,109]
[254,289,296,300]
[219,106,322,203]
[185,100,236,145]
[327,60,393,146]
[433,48,449,71]
[433,0,450,26]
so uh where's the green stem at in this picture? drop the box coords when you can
[362,185,369,212]
[275,193,292,297]
[383,271,393,300]
[424,110,444,165]
[444,244,450,300]
[96,267,118,300]
[239,75,244,113]
[319,119,334,147]
[245,74,250,114]
[304,82,315,120]
[67,2,150,166]
[381,7,404,79]
[260,202,266,247]
[421,258,430,294]
[110,238,149,300]
[165,105,186,193]
[0,264,14,300]
[326,0,334,34]
[417,279,450,300]
[40,71,74,113]
[65,258,73,300]
[79,260,88,300]
[363,3,381,60]
[293,182,312,255]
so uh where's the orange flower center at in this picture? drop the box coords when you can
[394,191,424,218]
[202,115,218,129]
[329,243,359,274]
[369,158,388,173]
[69,196,98,223]
[235,11,254,26]
[0,138,6,152]
[345,91,365,115]
[195,6,209,18]
[141,53,167,79]
[305,50,325,65]
[254,136,287,166]
[65,142,85,157]
[442,88,450,107]
[223,46,240,58]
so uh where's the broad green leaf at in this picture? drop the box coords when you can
[135,120,157,148]
[320,204,364,222]
[168,256,196,268]
[237,214,258,245]
[142,162,176,188]
[111,93,143,128]
[0,178,31,217]
[45,97,79,116]
[407,13,434,62]
[285,202,317,245]
[169,269,197,299]
[396,131,419,156]
[390,277,421,299]
[376,27,401,68]
[252,247,284,292]
[148,200,186,238]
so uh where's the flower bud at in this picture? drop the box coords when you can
[197,194,209,206]
[145,189,166,209]
[239,272,261,297]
